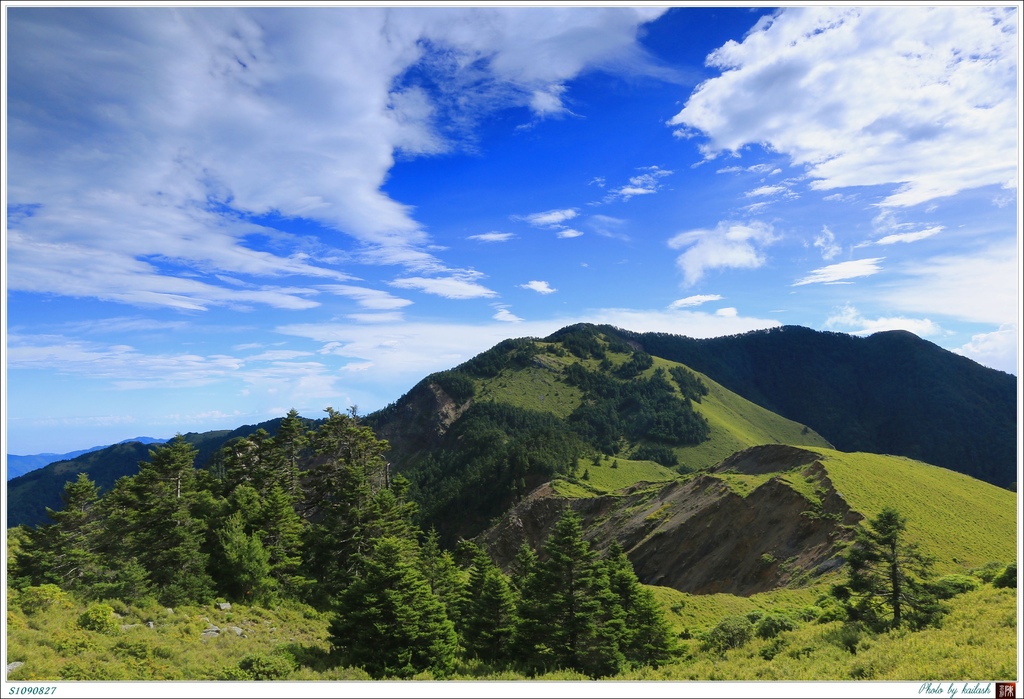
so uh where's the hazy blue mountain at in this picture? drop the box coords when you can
[6,437,166,481]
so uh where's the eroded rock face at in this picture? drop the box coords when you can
[479,445,860,597]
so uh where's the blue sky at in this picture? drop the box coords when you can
[4,4,1020,455]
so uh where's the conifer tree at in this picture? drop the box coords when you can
[604,540,675,667]
[418,529,465,626]
[328,536,459,678]
[515,509,624,677]
[841,506,942,630]
[461,548,518,664]
[217,511,275,603]
[99,436,215,605]
[16,473,104,591]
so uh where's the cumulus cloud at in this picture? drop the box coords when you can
[520,280,557,294]
[556,228,585,239]
[954,324,1018,375]
[793,258,884,286]
[670,6,1018,208]
[668,294,723,309]
[667,220,778,286]
[824,304,942,337]
[6,7,668,311]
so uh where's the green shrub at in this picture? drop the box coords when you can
[77,603,120,635]
[754,612,798,639]
[824,621,869,655]
[992,562,1016,589]
[759,636,787,661]
[700,615,753,654]
[237,651,297,680]
[969,561,1005,584]
[19,584,72,615]
[929,574,980,599]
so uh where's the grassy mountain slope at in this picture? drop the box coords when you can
[608,324,1017,489]
[368,329,831,542]
[479,444,1017,596]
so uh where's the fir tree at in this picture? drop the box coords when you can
[461,549,518,664]
[515,509,625,677]
[328,536,459,678]
[16,473,103,591]
[604,540,675,667]
[841,506,943,630]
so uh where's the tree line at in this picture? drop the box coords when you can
[10,407,675,678]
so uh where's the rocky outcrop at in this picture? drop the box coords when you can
[479,445,860,597]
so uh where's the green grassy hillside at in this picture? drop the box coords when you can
[817,448,1018,573]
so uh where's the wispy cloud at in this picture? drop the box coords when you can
[492,306,524,322]
[390,274,498,299]
[874,226,943,245]
[518,208,579,227]
[668,294,723,309]
[468,231,516,243]
[793,258,884,286]
[670,6,1018,208]
[667,221,778,286]
[606,165,673,201]
[814,226,842,260]
[520,280,557,294]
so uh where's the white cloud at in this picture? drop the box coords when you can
[875,226,943,245]
[6,7,669,310]
[493,307,524,322]
[670,6,1018,208]
[878,238,1018,326]
[667,220,778,286]
[556,228,585,239]
[814,226,842,260]
[468,231,516,243]
[824,304,942,337]
[390,274,498,299]
[745,185,786,198]
[606,165,673,201]
[715,307,738,317]
[520,280,557,294]
[519,208,579,227]
[588,214,628,240]
[954,324,1018,375]
[668,294,723,309]
[320,284,414,310]
[794,258,884,286]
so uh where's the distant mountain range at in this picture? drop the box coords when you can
[6,437,166,481]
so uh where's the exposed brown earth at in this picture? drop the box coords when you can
[479,444,862,596]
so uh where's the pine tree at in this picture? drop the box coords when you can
[272,408,309,497]
[418,529,465,626]
[217,511,275,603]
[842,506,943,630]
[461,548,518,664]
[99,436,216,606]
[16,473,104,591]
[301,407,392,605]
[515,509,624,677]
[328,536,459,678]
[604,540,675,667]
